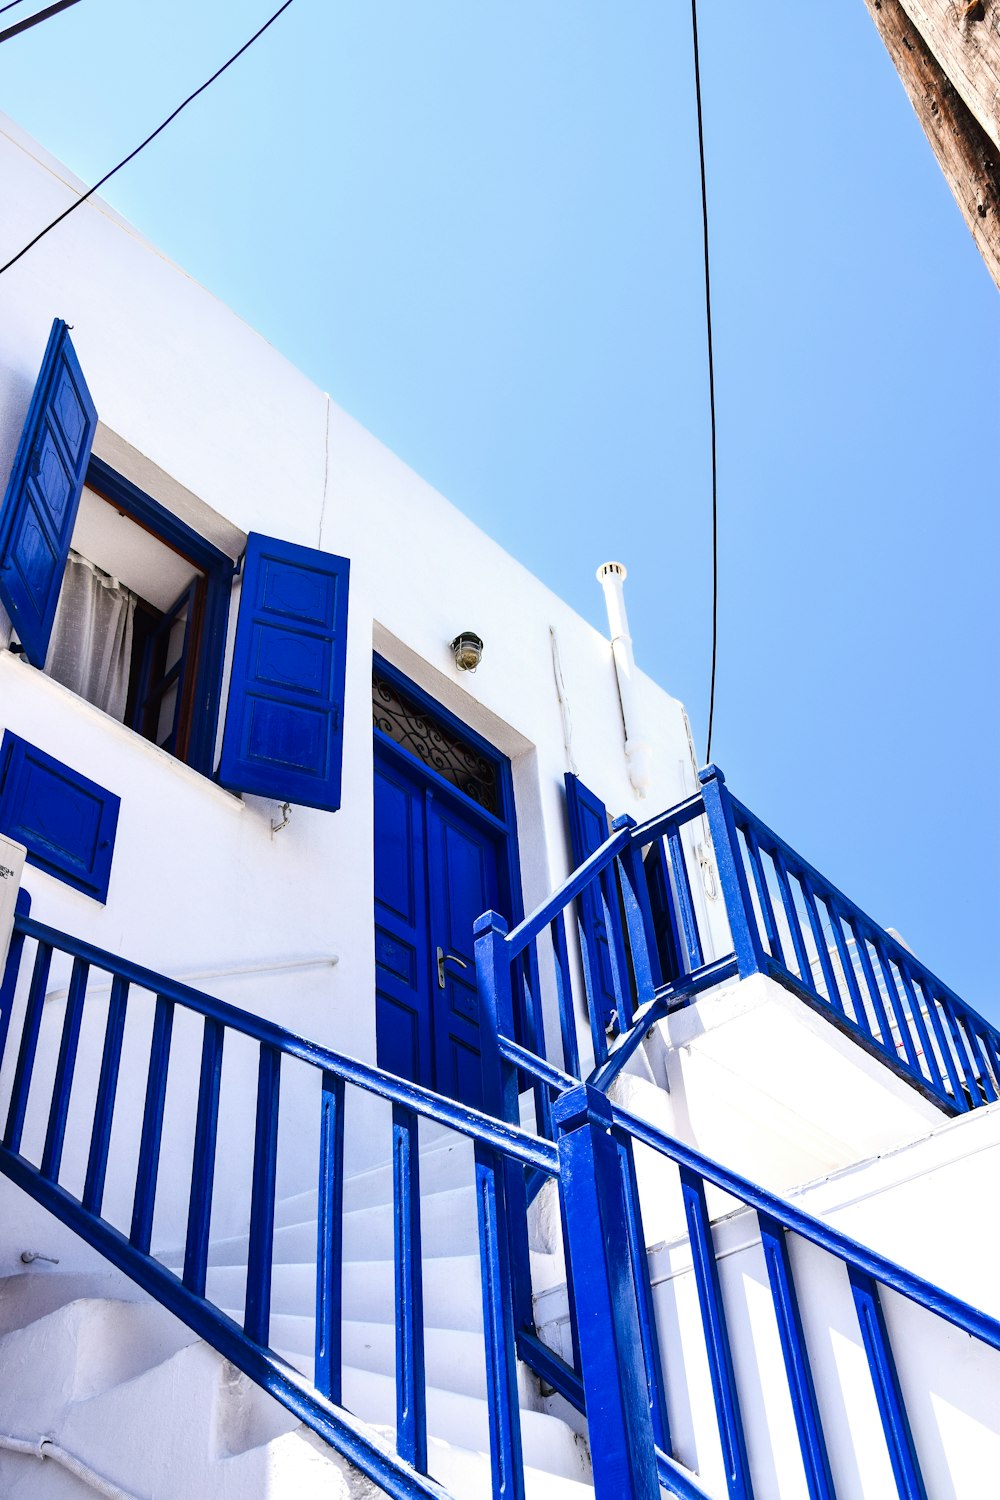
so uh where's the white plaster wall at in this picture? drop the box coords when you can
[634,971,948,1239]
[0,113,695,1261]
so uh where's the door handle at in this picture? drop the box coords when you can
[436,946,469,989]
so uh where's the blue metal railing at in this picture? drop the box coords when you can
[717,774,1000,1113]
[2,885,999,1498]
[480,765,1000,1121]
[0,893,561,1500]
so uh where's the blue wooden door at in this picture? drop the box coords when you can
[374,744,503,1108]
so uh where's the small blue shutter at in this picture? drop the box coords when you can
[564,773,627,1029]
[218,533,350,811]
[0,731,120,903]
[0,320,98,666]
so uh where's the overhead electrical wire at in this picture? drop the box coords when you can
[0,0,295,278]
[0,1,83,48]
[690,0,719,766]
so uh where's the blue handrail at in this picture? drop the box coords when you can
[721,783,1000,1112]
[0,899,557,1500]
[3,891,998,1499]
[602,1092,1000,1500]
[476,766,1000,1130]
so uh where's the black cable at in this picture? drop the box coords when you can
[0,1,83,47]
[0,0,295,278]
[0,1,34,14]
[690,0,719,766]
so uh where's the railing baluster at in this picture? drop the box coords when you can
[3,940,52,1153]
[667,827,704,972]
[393,1103,427,1473]
[476,1140,526,1500]
[974,1028,1000,1100]
[827,905,871,1037]
[475,911,534,1335]
[848,1268,928,1500]
[772,858,812,985]
[551,912,581,1081]
[913,978,966,1108]
[618,1135,672,1458]
[890,963,939,1095]
[614,817,661,1008]
[679,1166,755,1500]
[960,1019,998,1105]
[0,890,30,1073]
[849,921,895,1052]
[873,941,922,1075]
[183,1017,225,1296]
[83,975,129,1214]
[315,1069,345,1404]
[743,828,785,967]
[130,995,175,1254]
[40,956,89,1180]
[518,944,552,1139]
[938,998,980,1103]
[799,878,845,1017]
[554,1086,659,1500]
[699,767,765,979]
[758,1214,836,1500]
[244,1043,281,1345]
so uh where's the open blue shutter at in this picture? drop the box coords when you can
[0,320,97,666]
[218,533,350,811]
[564,773,628,1030]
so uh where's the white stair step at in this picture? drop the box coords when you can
[177,1185,478,1271]
[276,1135,476,1227]
[427,1432,595,1500]
[332,1362,592,1484]
[0,1297,196,1434]
[56,1339,303,1495]
[254,1313,491,1401]
[203,1245,564,1334]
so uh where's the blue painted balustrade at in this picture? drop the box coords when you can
[0,893,563,1500]
[1,885,999,1498]
[479,765,1000,1125]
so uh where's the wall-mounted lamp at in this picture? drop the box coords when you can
[450,631,484,672]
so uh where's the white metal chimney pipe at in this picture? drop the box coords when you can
[596,562,652,798]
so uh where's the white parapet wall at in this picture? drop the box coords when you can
[639,970,949,1223]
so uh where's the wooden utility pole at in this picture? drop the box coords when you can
[863,0,1000,289]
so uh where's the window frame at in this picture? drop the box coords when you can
[83,457,235,776]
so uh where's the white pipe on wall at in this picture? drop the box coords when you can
[596,562,652,798]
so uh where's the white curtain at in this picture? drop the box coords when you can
[45,551,136,722]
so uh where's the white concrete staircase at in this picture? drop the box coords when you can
[0,1124,592,1499]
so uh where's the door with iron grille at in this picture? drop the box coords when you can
[372,664,512,1108]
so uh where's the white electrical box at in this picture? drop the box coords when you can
[0,834,27,977]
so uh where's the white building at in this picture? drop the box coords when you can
[0,110,996,1500]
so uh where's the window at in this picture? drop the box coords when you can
[44,464,233,773]
[0,319,352,813]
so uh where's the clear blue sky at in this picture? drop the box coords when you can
[0,2,997,1014]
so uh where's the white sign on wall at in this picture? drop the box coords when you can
[0,834,26,976]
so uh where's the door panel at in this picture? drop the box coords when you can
[374,756,432,1087]
[427,796,501,1109]
[374,737,506,1108]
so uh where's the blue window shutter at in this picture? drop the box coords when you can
[218,533,350,811]
[564,773,627,1028]
[0,731,120,903]
[0,320,98,666]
